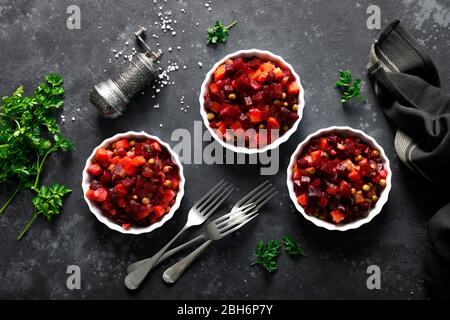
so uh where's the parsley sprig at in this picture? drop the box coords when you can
[251,240,281,272]
[282,234,307,257]
[334,70,362,103]
[207,20,237,44]
[17,184,71,240]
[252,235,306,273]
[0,74,73,239]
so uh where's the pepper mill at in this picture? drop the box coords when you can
[90,27,161,119]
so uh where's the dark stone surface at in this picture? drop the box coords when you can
[0,0,449,299]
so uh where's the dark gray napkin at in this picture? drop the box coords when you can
[367,20,450,182]
[367,20,450,299]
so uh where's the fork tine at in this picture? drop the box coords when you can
[216,208,258,232]
[255,190,278,210]
[248,187,276,208]
[215,203,256,228]
[245,184,273,206]
[199,185,234,218]
[220,212,260,237]
[193,180,226,209]
[196,181,229,211]
[234,181,270,207]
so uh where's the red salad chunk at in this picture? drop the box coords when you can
[85,138,181,230]
[204,56,300,148]
[292,133,388,225]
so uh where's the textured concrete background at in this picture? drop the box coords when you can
[0,0,449,299]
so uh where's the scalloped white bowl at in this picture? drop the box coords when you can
[81,131,185,235]
[287,126,392,231]
[199,49,305,154]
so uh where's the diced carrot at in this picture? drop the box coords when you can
[297,193,308,206]
[131,156,146,166]
[331,209,345,223]
[209,83,220,94]
[287,81,300,95]
[115,139,129,150]
[273,67,284,79]
[260,62,274,72]
[214,64,226,81]
[266,117,280,130]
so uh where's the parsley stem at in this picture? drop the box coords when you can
[17,211,39,240]
[226,21,237,30]
[0,186,21,215]
[32,148,53,191]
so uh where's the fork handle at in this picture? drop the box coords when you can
[127,234,206,274]
[124,226,188,290]
[162,240,212,284]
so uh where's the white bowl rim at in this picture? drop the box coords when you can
[81,131,185,235]
[199,49,305,154]
[286,126,392,231]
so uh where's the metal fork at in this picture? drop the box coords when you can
[162,203,260,284]
[126,181,277,274]
[124,180,233,290]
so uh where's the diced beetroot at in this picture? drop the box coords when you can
[122,223,131,230]
[162,189,176,203]
[93,188,108,202]
[339,180,352,198]
[87,163,103,176]
[348,170,361,182]
[220,105,241,118]
[136,205,151,220]
[319,138,328,150]
[319,195,329,208]
[248,108,268,123]
[151,141,161,153]
[250,79,262,91]
[100,171,112,184]
[244,96,253,107]
[153,205,166,218]
[326,184,339,195]
[208,102,222,113]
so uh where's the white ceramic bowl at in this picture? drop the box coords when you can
[81,131,185,235]
[199,49,305,154]
[286,126,392,231]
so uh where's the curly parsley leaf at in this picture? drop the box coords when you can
[282,234,307,257]
[335,70,362,103]
[251,239,281,272]
[18,184,71,240]
[207,20,237,44]
[0,73,73,222]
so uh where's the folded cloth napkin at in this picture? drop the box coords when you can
[426,203,450,299]
[367,20,450,182]
[367,20,450,299]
